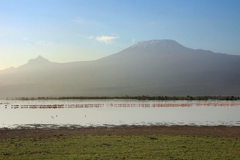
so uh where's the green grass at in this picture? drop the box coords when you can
[0,134,239,159]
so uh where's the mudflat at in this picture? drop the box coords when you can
[1,126,240,139]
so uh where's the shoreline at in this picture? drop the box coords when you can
[1,125,240,139]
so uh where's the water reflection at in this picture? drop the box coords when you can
[0,100,240,129]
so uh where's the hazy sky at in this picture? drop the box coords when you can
[1,0,240,70]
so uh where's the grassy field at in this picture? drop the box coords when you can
[0,134,239,159]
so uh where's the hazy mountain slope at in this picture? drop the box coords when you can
[0,39,240,98]
[97,39,240,86]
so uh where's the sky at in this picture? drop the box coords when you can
[0,0,240,70]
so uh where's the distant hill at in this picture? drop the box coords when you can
[1,39,240,98]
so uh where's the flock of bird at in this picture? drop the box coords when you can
[3,102,240,109]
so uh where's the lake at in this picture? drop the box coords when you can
[0,99,240,129]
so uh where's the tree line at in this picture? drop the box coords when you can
[5,95,240,100]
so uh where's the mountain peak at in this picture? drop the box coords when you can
[131,39,184,49]
[36,55,44,59]
[28,55,50,64]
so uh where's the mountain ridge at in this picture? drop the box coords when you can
[1,39,238,70]
[0,39,240,97]
[131,39,184,49]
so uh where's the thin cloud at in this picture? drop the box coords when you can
[132,38,136,43]
[74,18,86,25]
[96,36,119,44]
[37,41,46,45]
[22,38,29,40]
[88,36,94,39]
[36,41,56,46]
[150,22,158,25]
[78,34,94,39]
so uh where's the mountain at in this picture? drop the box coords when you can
[1,39,240,98]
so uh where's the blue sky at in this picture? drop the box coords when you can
[1,0,240,70]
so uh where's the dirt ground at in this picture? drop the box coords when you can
[1,126,240,139]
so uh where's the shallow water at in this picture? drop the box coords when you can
[0,99,240,129]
